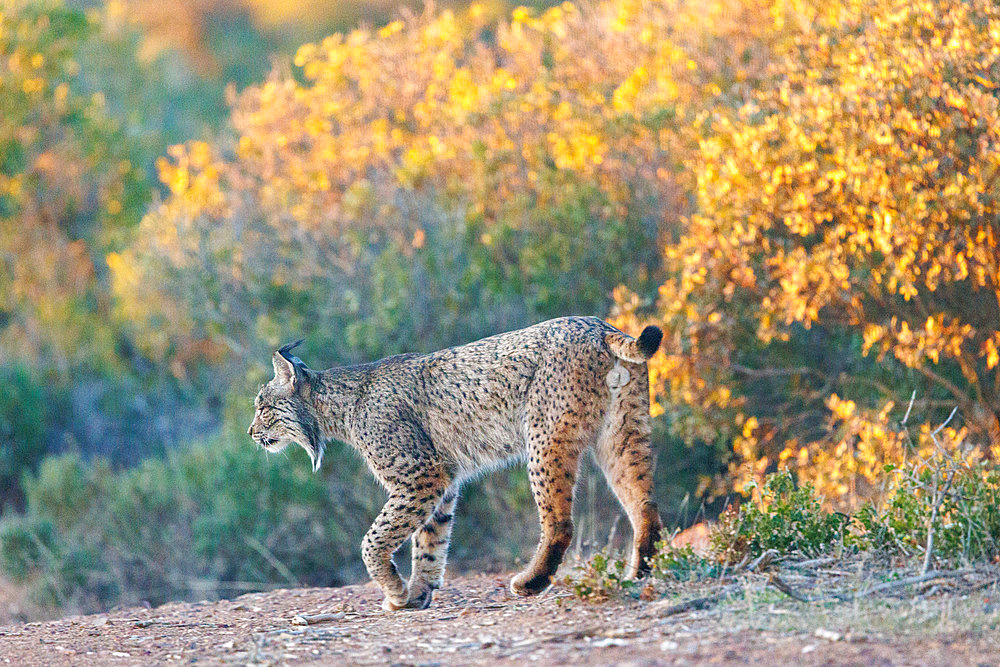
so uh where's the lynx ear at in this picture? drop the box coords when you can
[272,339,308,390]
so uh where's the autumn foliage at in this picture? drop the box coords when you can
[112,0,756,365]
[0,3,150,372]
[641,0,1000,504]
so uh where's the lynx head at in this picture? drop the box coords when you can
[248,339,325,472]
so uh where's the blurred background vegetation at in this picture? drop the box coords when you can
[1,0,999,621]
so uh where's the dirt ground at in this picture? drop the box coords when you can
[1,570,998,666]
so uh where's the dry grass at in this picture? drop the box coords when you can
[634,552,1000,643]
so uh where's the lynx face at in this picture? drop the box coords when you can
[248,386,299,451]
[247,342,324,471]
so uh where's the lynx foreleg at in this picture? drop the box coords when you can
[362,490,445,611]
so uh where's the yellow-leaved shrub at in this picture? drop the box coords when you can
[641,0,1000,506]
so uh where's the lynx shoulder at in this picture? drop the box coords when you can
[248,316,663,610]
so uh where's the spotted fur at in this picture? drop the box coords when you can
[249,317,663,610]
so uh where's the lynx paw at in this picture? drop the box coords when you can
[382,582,435,611]
[404,585,433,610]
[381,596,404,612]
[380,584,409,612]
[509,570,553,597]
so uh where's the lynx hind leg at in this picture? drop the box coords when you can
[595,364,662,579]
[511,419,585,597]
[408,487,459,609]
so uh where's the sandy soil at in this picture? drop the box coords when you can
[2,571,998,665]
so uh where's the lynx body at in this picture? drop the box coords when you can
[249,316,663,610]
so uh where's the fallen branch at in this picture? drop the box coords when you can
[965,576,1000,593]
[767,567,989,604]
[785,557,836,570]
[507,625,604,649]
[644,586,737,619]
[855,569,976,599]
[746,549,779,573]
[767,574,813,603]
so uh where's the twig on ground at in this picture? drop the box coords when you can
[746,549,779,573]
[767,564,991,604]
[855,569,976,599]
[505,625,604,649]
[644,586,738,619]
[786,557,836,570]
[965,576,1000,593]
[767,574,813,603]
[733,552,751,572]
[291,612,345,626]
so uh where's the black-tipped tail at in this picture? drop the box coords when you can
[637,325,663,358]
[605,324,663,363]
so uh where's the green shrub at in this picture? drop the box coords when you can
[0,434,381,614]
[648,543,721,582]
[0,366,49,509]
[856,459,1000,564]
[566,463,1000,603]
[713,463,1000,567]
[711,471,850,562]
[565,552,636,601]
[22,454,105,529]
[0,516,57,583]
[567,543,722,602]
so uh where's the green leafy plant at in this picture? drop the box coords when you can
[648,543,722,582]
[0,434,380,614]
[0,516,58,583]
[564,552,636,602]
[857,459,1000,565]
[711,471,850,563]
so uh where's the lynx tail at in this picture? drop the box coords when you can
[605,325,662,363]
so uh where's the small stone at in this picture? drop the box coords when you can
[660,639,680,651]
[590,638,627,647]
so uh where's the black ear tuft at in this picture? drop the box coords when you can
[637,325,663,358]
[272,339,308,388]
[278,339,305,360]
